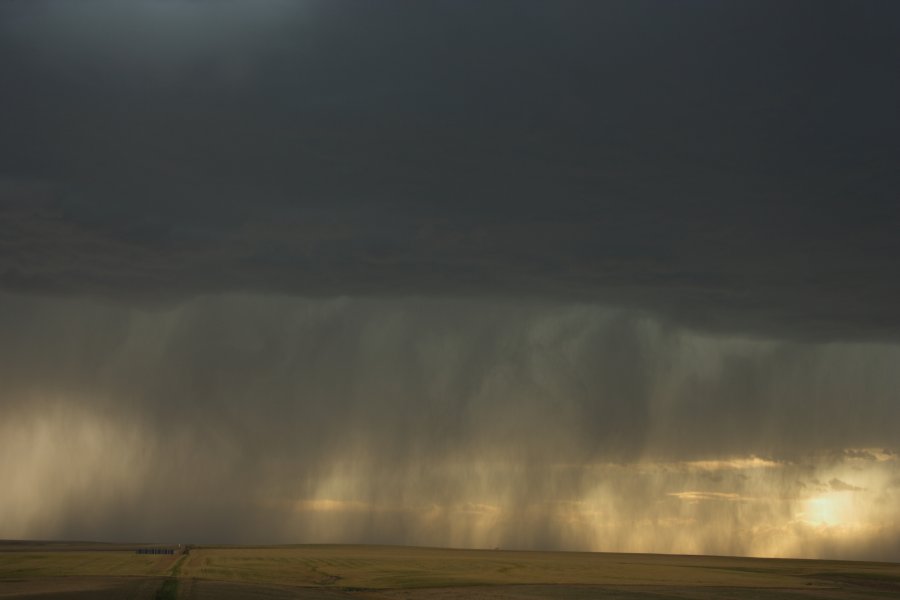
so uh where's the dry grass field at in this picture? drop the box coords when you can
[1,542,899,599]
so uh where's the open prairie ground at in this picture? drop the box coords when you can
[1,542,899,599]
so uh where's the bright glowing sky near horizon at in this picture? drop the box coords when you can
[2,0,900,561]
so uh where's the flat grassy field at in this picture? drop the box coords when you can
[1,542,898,599]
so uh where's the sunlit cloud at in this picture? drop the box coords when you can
[669,491,743,502]
[678,457,781,471]
[294,499,369,513]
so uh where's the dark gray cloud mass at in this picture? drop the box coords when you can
[1,0,899,340]
[2,1,900,561]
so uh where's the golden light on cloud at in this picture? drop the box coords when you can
[251,450,900,559]
[294,499,370,513]
[802,495,844,527]
[679,457,780,471]
[669,491,743,502]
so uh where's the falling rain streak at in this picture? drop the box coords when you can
[1,294,898,560]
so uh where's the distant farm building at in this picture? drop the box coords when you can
[136,548,175,555]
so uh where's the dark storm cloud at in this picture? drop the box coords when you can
[2,0,900,341]
[4,1,900,561]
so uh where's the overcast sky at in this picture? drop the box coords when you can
[2,1,899,561]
